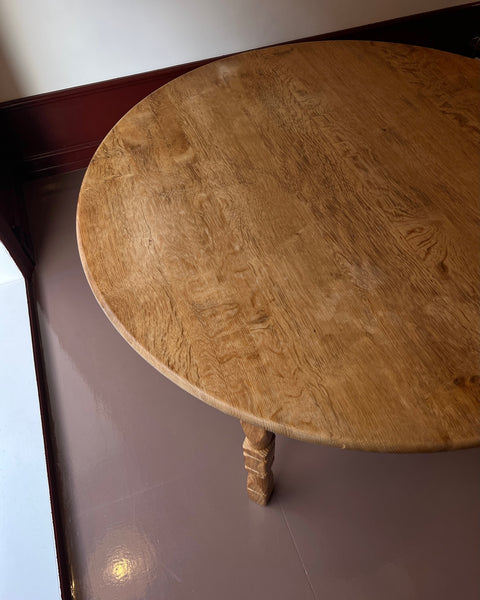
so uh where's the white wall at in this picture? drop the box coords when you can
[0,0,465,101]
[0,243,61,600]
[0,243,22,284]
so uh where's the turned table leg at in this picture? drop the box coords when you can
[240,421,275,506]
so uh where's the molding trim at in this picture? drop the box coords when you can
[1,2,479,179]
[1,56,221,179]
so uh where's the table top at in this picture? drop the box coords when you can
[77,41,479,452]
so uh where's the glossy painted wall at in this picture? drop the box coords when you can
[25,171,480,599]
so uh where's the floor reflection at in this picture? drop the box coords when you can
[88,525,157,600]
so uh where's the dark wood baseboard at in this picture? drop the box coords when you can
[1,2,479,180]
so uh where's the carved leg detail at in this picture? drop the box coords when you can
[241,421,275,506]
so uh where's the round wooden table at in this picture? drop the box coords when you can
[77,41,480,505]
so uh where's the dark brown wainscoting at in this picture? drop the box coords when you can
[0,57,219,179]
[0,160,34,277]
[1,2,479,180]
[0,206,34,279]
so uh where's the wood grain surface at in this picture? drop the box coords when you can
[77,41,480,452]
[241,421,275,505]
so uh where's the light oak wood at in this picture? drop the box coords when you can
[77,42,480,457]
[241,421,275,505]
